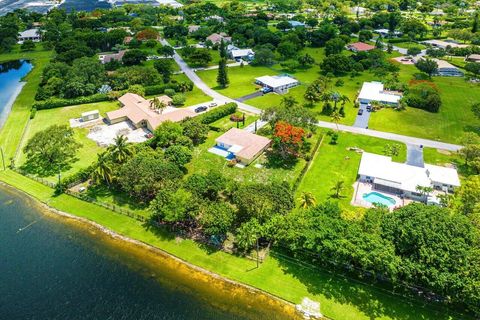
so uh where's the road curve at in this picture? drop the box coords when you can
[162,40,462,152]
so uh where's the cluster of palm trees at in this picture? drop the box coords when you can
[297,180,345,209]
[91,135,133,185]
[149,97,167,114]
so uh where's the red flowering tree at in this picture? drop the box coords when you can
[136,28,159,41]
[272,121,305,160]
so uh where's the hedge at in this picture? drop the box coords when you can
[144,81,194,96]
[33,94,110,110]
[198,103,237,124]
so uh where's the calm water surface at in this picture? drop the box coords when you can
[0,60,32,127]
[0,187,292,319]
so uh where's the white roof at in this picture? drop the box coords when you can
[374,29,401,35]
[255,75,298,88]
[431,58,457,69]
[19,29,39,38]
[358,82,401,104]
[231,49,254,58]
[82,110,99,117]
[358,152,460,193]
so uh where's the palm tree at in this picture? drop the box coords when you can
[281,96,298,109]
[331,111,342,131]
[108,135,132,164]
[298,192,317,209]
[330,180,345,198]
[340,94,350,107]
[92,152,113,185]
[149,97,161,111]
[157,101,167,114]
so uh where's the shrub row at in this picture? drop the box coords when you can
[198,103,237,125]
[33,94,109,110]
[144,81,194,96]
[60,165,95,189]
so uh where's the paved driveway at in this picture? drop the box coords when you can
[236,91,264,102]
[353,103,371,128]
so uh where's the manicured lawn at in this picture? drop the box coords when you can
[391,41,426,50]
[0,49,53,161]
[0,169,471,320]
[17,101,119,182]
[186,114,306,186]
[172,73,212,106]
[369,76,480,143]
[297,131,407,209]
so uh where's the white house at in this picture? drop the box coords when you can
[422,39,468,49]
[357,81,402,106]
[255,75,299,94]
[358,152,460,201]
[230,48,255,61]
[373,29,402,37]
[18,29,41,43]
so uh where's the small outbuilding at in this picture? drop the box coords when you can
[81,110,100,122]
[466,54,480,63]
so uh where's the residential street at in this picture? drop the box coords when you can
[162,39,462,152]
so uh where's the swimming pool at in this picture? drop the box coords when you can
[362,192,396,206]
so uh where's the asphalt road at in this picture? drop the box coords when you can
[162,39,462,152]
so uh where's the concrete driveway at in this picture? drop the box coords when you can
[353,103,372,128]
[236,91,264,102]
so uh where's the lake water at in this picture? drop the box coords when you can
[0,186,294,319]
[0,60,32,128]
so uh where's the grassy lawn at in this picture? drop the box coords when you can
[186,114,307,186]
[17,101,119,182]
[172,73,212,106]
[297,131,407,209]
[0,49,53,161]
[369,76,480,143]
[0,169,472,320]
[391,41,426,50]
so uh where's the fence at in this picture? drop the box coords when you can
[13,168,147,223]
[292,134,325,192]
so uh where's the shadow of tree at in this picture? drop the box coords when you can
[21,156,77,177]
[271,250,469,320]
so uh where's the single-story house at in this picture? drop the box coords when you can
[430,9,445,15]
[358,152,460,201]
[466,54,480,62]
[81,110,100,122]
[347,42,375,52]
[373,29,402,37]
[215,128,271,165]
[206,32,231,45]
[357,81,402,106]
[205,15,224,22]
[18,28,41,43]
[432,58,464,77]
[98,50,127,64]
[255,75,299,94]
[422,39,468,49]
[106,93,193,132]
[188,25,200,33]
[230,48,255,61]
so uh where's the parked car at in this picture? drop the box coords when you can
[145,133,153,139]
[261,87,272,94]
[358,109,364,115]
[195,106,208,113]
[209,102,217,107]
[366,104,372,112]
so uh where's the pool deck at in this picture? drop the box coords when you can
[351,181,411,211]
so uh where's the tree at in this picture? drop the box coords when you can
[456,175,480,215]
[164,145,192,168]
[281,96,298,109]
[150,188,193,223]
[407,46,422,56]
[403,82,441,112]
[415,58,438,77]
[272,121,306,160]
[21,40,35,51]
[465,62,480,77]
[187,48,212,67]
[216,58,229,88]
[23,125,81,176]
[151,121,188,149]
[358,30,373,42]
[185,170,227,201]
[330,180,345,198]
[172,93,186,106]
[198,201,235,237]
[235,218,262,252]
[251,47,275,66]
[383,143,401,157]
[154,59,174,83]
[157,45,175,57]
[181,118,209,145]
[298,192,317,209]
[219,39,227,59]
[122,49,147,66]
[298,53,315,68]
[149,96,167,114]
[277,41,297,59]
[473,12,479,33]
[277,21,292,31]
[309,23,338,47]
[321,54,353,75]
[472,103,480,120]
[108,135,132,163]
[331,111,342,130]
[325,37,345,56]
[92,152,114,185]
[136,28,159,41]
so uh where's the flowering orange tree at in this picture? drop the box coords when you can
[272,121,305,160]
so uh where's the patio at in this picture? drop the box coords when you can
[87,121,149,147]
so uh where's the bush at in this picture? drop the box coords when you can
[33,94,109,110]
[60,165,95,189]
[172,93,186,105]
[164,88,176,97]
[30,107,37,119]
[198,103,237,124]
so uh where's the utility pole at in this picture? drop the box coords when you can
[0,147,5,170]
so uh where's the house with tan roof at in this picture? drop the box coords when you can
[347,42,375,52]
[213,128,271,165]
[106,93,194,132]
[466,54,480,63]
[98,50,127,64]
[206,33,232,45]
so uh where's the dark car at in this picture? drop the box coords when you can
[366,105,372,112]
[262,87,273,94]
[358,109,364,115]
[194,106,208,113]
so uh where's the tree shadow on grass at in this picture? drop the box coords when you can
[21,157,77,178]
[271,249,468,320]
[264,152,299,170]
[86,184,149,212]
[463,125,480,136]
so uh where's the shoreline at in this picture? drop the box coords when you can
[0,180,301,320]
[0,81,26,128]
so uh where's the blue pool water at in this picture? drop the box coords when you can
[363,192,396,206]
